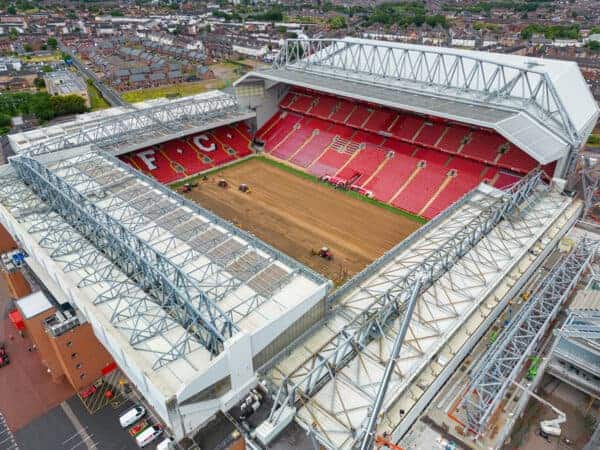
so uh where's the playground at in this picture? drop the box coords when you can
[184,157,421,283]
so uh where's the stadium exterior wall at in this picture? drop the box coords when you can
[237,80,287,131]
[0,158,331,441]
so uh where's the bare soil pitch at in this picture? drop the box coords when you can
[185,158,421,284]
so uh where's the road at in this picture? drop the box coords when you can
[58,44,127,108]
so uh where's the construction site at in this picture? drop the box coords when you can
[0,38,599,450]
[182,157,421,283]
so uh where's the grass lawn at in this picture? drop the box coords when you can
[121,80,226,103]
[87,84,110,111]
[21,52,61,63]
[588,133,600,148]
[171,155,428,225]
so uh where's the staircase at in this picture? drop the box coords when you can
[330,136,363,155]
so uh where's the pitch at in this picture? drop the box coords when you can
[183,157,421,284]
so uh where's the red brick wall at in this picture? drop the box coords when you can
[48,323,114,391]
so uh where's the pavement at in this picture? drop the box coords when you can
[0,279,73,431]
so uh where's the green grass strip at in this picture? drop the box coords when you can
[170,154,427,225]
[257,156,427,224]
[169,157,254,189]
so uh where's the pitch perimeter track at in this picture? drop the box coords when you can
[183,157,421,284]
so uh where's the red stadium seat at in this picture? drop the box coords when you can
[309,147,353,177]
[256,92,545,218]
[125,148,185,184]
[263,113,303,153]
[422,173,480,219]
[162,139,212,174]
[311,95,338,119]
[363,109,395,134]
[414,148,450,166]
[415,122,446,147]
[461,130,506,164]
[337,144,387,184]
[120,122,255,184]
[390,115,424,141]
[392,163,448,215]
[437,126,469,154]
[364,153,419,202]
[496,145,538,174]
[494,171,521,188]
[271,117,315,160]
[330,99,355,124]
[287,92,315,114]
[346,105,372,129]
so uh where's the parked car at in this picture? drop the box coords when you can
[119,405,146,428]
[156,437,174,450]
[135,425,162,448]
[0,344,9,368]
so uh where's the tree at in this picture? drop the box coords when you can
[47,37,58,49]
[586,40,600,52]
[33,77,45,89]
[50,94,87,116]
[23,43,32,53]
[7,5,16,14]
[110,9,124,17]
[327,16,346,30]
[0,113,11,128]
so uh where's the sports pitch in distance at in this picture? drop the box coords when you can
[182,157,422,284]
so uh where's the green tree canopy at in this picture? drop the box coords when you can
[327,15,347,30]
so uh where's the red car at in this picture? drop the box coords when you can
[80,385,97,399]
[0,345,9,367]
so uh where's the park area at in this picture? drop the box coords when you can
[182,157,421,284]
[120,79,227,103]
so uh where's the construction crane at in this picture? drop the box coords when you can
[358,281,422,450]
[511,380,566,438]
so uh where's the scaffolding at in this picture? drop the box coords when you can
[25,92,242,157]
[264,171,567,449]
[459,237,596,438]
[3,150,327,370]
[273,39,583,148]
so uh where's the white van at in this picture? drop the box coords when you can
[118,405,146,428]
[135,425,163,448]
[156,437,174,450]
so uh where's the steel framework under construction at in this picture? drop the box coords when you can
[1,150,326,369]
[261,170,579,449]
[459,237,596,439]
[19,92,251,157]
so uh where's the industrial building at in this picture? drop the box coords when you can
[44,69,91,108]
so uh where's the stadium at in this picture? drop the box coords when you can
[1,37,599,449]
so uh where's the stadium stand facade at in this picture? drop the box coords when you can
[237,38,599,220]
[120,122,254,183]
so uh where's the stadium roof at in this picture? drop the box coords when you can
[8,90,255,157]
[266,174,578,449]
[236,38,599,165]
[0,149,328,398]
